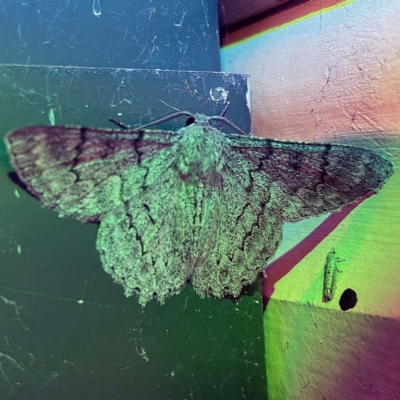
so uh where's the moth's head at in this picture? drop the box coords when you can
[185,113,212,127]
[184,113,247,136]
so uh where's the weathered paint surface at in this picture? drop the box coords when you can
[222,0,400,398]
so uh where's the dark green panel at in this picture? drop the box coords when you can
[0,66,251,135]
[0,65,266,400]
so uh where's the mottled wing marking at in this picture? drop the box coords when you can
[6,126,175,222]
[229,135,393,221]
[97,148,201,305]
[191,148,282,299]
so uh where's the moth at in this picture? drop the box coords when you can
[5,112,394,306]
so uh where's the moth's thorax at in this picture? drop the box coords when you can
[174,122,227,185]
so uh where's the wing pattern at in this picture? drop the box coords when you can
[6,126,175,222]
[5,119,393,305]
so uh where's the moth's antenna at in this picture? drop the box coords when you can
[210,115,248,136]
[109,118,131,129]
[218,101,230,131]
[109,111,195,130]
[137,111,194,129]
[158,100,181,112]
[220,101,230,117]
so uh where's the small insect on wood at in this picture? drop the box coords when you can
[323,248,343,301]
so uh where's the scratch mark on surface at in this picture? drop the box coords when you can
[92,0,101,17]
[0,352,24,395]
[63,359,78,369]
[0,295,29,331]
[182,296,189,310]
[55,0,70,18]
[148,6,156,20]
[134,338,149,363]
[170,364,183,378]
[0,286,117,310]
[41,370,59,389]
[200,0,209,27]
[73,0,81,12]
[133,45,147,63]
[307,302,318,328]
[143,36,158,64]
[174,11,187,27]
